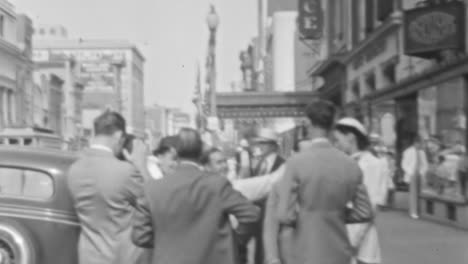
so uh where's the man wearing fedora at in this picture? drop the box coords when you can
[246,128,285,264]
[252,129,285,177]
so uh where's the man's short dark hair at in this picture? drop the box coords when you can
[176,128,203,161]
[159,136,179,150]
[153,136,179,156]
[200,147,222,165]
[93,110,126,136]
[305,99,336,131]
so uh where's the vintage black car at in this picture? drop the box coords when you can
[0,146,79,264]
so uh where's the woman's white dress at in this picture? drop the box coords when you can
[347,151,383,264]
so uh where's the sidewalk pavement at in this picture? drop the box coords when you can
[378,211,468,264]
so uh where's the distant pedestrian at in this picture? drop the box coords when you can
[401,133,428,219]
[147,136,178,180]
[249,128,285,264]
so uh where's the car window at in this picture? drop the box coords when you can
[0,167,54,199]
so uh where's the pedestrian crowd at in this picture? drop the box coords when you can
[67,99,399,264]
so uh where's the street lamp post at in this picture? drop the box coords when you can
[206,5,219,117]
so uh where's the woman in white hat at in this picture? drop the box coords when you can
[333,117,383,264]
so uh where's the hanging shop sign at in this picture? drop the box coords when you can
[404,1,466,58]
[298,0,324,40]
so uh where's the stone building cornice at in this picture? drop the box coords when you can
[343,11,403,65]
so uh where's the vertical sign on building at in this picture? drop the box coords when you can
[298,0,324,40]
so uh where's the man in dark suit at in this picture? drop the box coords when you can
[276,100,374,264]
[236,139,253,179]
[67,111,148,264]
[132,128,260,264]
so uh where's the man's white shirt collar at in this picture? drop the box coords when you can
[180,160,202,170]
[310,137,329,144]
[90,144,113,153]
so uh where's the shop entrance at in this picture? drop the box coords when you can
[395,92,419,185]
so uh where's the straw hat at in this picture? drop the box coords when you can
[239,139,249,148]
[336,117,368,136]
[369,133,381,142]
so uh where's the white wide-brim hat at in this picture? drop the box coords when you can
[252,128,279,144]
[370,133,381,141]
[336,117,368,136]
[239,139,249,148]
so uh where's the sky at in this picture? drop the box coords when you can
[10,0,258,113]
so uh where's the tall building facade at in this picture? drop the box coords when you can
[0,1,34,129]
[145,105,168,149]
[33,35,145,137]
[314,0,468,225]
[33,58,85,147]
[145,105,192,148]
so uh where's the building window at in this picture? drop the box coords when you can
[6,91,13,125]
[383,61,397,86]
[0,15,4,37]
[50,28,56,35]
[420,77,467,201]
[39,28,45,35]
[0,88,3,128]
[352,81,361,99]
[351,0,360,46]
[426,200,434,215]
[24,138,32,146]
[378,0,394,21]
[365,0,375,35]
[365,71,376,93]
[447,204,457,221]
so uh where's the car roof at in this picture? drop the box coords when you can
[0,146,77,172]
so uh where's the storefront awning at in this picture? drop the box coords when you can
[216,91,318,119]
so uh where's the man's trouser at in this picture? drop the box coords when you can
[409,174,420,217]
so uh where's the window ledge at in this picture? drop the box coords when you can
[420,192,468,205]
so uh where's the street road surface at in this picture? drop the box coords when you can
[379,211,468,264]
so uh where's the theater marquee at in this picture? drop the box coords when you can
[404,1,465,58]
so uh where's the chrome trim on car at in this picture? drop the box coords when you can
[0,205,78,226]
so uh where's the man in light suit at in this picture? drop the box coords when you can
[132,128,260,264]
[263,138,310,264]
[276,100,374,264]
[67,111,148,264]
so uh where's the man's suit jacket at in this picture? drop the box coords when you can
[67,148,144,264]
[264,182,294,264]
[232,165,285,201]
[251,154,285,264]
[131,162,260,264]
[277,140,373,264]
